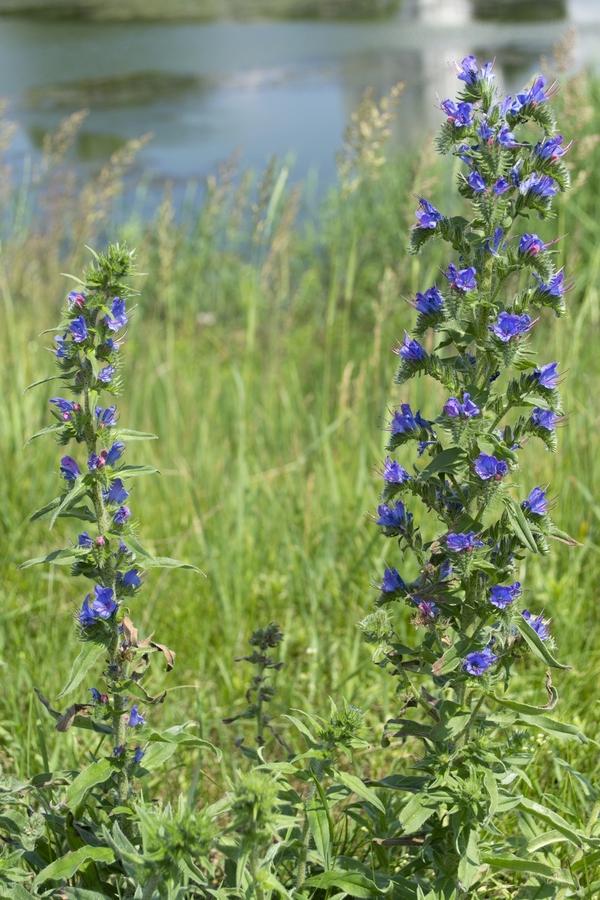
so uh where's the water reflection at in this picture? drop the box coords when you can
[0,0,597,196]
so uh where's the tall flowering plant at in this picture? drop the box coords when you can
[360,58,597,894]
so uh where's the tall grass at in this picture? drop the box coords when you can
[1,64,600,809]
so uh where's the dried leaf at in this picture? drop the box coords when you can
[56,703,90,732]
[121,616,138,646]
[149,641,176,671]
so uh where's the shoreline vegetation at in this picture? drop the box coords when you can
[0,0,399,21]
[1,51,600,807]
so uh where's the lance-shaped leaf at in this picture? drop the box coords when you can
[114,429,158,441]
[64,759,115,810]
[514,617,571,670]
[57,639,110,699]
[418,447,469,479]
[115,464,160,478]
[122,535,204,574]
[24,422,64,446]
[503,496,538,553]
[23,373,68,393]
[481,855,575,887]
[32,846,115,886]
[19,548,84,570]
[49,482,90,530]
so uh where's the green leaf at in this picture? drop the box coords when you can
[145,727,218,754]
[121,535,204,574]
[23,374,67,393]
[503,496,538,553]
[307,786,332,869]
[19,548,82,570]
[514,617,571,671]
[527,831,570,853]
[490,689,558,716]
[32,845,115,885]
[303,871,385,897]
[517,713,589,744]
[114,429,158,441]
[457,828,480,891]
[418,448,468,479]
[481,855,574,886]
[116,464,160,478]
[333,770,385,814]
[50,482,89,530]
[400,795,437,834]
[24,422,64,446]
[136,741,179,773]
[57,640,110,699]
[517,797,586,846]
[65,759,114,810]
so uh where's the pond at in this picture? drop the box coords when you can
[0,0,599,197]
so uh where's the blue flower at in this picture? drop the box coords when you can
[79,585,117,626]
[415,286,444,314]
[456,55,494,85]
[128,705,146,727]
[519,233,545,256]
[440,99,474,127]
[509,159,522,187]
[382,457,411,484]
[69,316,88,343]
[381,567,405,593]
[477,119,494,142]
[60,456,80,481]
[534,135,571,162]
[78,532,94,549]
[522,609,550,641]
[484,227,506,256]
[132,746,145,763]
[531,407,557,431]
[113,745,125,757]
[533,362,560,389]
[68,291,87,307]
[447,532,484,551]
[376,501,412,533]
[497,124,519,148]
[462,647,497,675]
[88,687,106,702]
[98,365,115,384]
[55,333,68,359]
[414,197,443,229]
[114,506,131,525]
[390,403,430,435]
[395,333,426,362]
[489,582,521,609]
[106,478,129,505]
[493,178,511,195]
[522,486,548,515]
[118,568,142,589]
[468,170,486,193]
[520,172,557,201]
[105,297,128,332]
[444,393,480,418]
[418,441,436,456]
[88,453,101,471]
[474,453,508,481]
[489,311,533,342]
[534,269,569,297]
[96,405,118,427]
[416,600,440,620]
[50,397,75,420]
[445,264,477,292]
[105,441,125,466]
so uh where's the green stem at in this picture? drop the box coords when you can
[295,759,326,892]
[249,849,265,900]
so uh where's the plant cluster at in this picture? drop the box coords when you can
[1,57,600,900]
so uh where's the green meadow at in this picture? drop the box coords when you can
[1,66,600,814]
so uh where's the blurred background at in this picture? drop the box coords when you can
[0,0,599,201]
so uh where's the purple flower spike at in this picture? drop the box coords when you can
[533,362,560,389]
[105,297,128,332]
[55,333,68,359]
[522,609,551,641]
[98,365,115,384]
[447,532,484,552]
[376,501,412,533]
[474,453,508,481]
[128,705,146,727]
[105,441,125,466]
[519,233,545,256]
[381,567,405,593]
[415,198,443,229]
[440,99,474,127]
[97,406,118,427]
[531,407,557,431]
[534,135,571,162]
[50,398,75,419]
[415,286,444,314]
[417,600,440,620]
[468,170,486,193]
[390,403,430,435]
[79,585,117,626]
[60,456,80,481]
[445,264,477,292]
[522,486,548,516]
[497,124,519,149]
[132,746,145,764]
[534,269,569,298]
[444,393,480,418]
[493,178,511,195]
[78,532,94,549]
[456,56,494,85]
[382,457,411,484]
[395,333,426,362]
[489,311,533,342]
[489,582,521,609]
[122,569,142,588]
[520,173,557,201]
[463,648,497,675]
[484,228,506,256]
[114,506,131,525]
[69,316,88,343]
[107,478,129,505]
[68,291,87,307]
